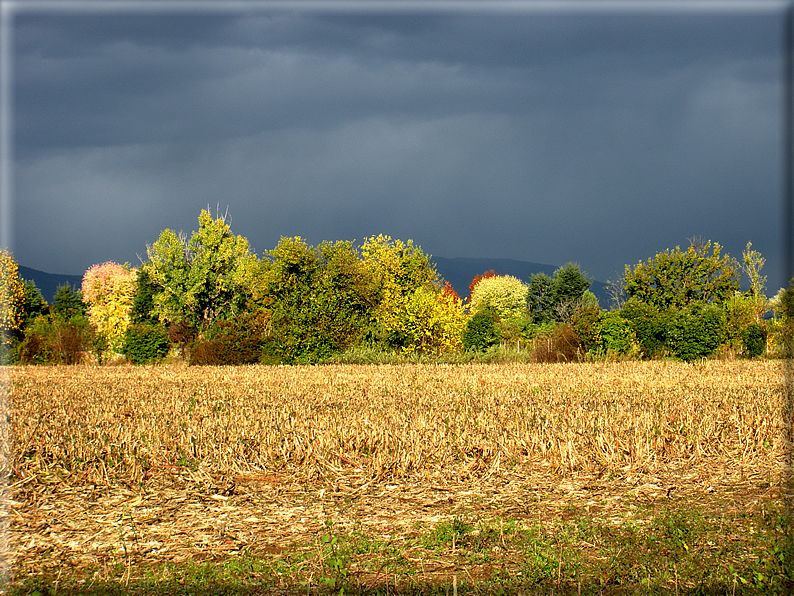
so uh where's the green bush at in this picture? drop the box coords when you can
[84,328,111,365]
[496,316,533,348]
[571,308,636,357]
[571,306,603,353]
[722,293,767,352]
[740,323,767,358]
[666,303,726,362]
[620,300,669,359]
[123,323,171,364]
[462,309,501,352]
[599,312,637,355]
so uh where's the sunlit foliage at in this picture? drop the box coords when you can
[82,261,137,349]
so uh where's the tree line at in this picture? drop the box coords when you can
[1,209,790,365]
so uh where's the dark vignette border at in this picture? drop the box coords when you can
[2,1,793,593]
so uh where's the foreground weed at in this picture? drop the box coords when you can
[421,516,473,553]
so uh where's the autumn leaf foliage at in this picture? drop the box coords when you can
[468,270,497,302]
[0,249,25,334]
[82,261,137,349]
[469,274,529,321]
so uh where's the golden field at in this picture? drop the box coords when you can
[3,360,790,591]
[8,360,786,485]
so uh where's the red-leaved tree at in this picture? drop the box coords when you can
[467,270,497,303]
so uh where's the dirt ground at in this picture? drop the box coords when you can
[3,459,782,589]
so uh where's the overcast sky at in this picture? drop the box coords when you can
[6,1,790,294]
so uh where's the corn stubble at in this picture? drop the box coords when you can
[9,361,783,485]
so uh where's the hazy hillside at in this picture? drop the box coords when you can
[431,256,610,307]
[19,266,83,303]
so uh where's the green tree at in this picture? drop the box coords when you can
[463,308,501,352]
[52,284,87,320]
[18,279,47,333]
[770,279,794,357]
[359,234,439,350]
[526,272,555,324]
[623,240,740,310]
[722,293,767,353]
[526,263,591,323]
[143,209,259,330]
[742,241,767,300]
[258,237,379,363]
[129,268,159,325]
[553,263,591,307]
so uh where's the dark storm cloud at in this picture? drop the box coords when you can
[10,5,787,293]
[16,11,779,156]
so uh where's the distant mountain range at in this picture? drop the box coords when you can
[19,258,611,308]
[19,266,83,303]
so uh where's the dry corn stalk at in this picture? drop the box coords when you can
[7,361,784,486]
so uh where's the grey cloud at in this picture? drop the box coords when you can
[11,8,787,291]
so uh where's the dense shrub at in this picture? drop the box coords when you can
[599,312,637,356]
[16,331,54,364]
[123,323,171,364]
[740,323,767,358]
[88,331,111,365]
[531,324,580,363]
[571,308,636,357]
[20,315,91,364]
[55,323,87,364]
[666,303,726,362]
[571,306,603,353]
[620,300,669,359]
[168,320,198,358]
[722,293,767,352]
[189,312,269,365]
[462,309,501,352]
[260,238,381,363]
[496,315,533,348]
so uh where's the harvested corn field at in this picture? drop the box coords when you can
[3,361,791,594]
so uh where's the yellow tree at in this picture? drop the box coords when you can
[469,274,529,321]
[82,261,137,349]
[0,249,25,337]
[402,284,467,355]
[360,234,439,351]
